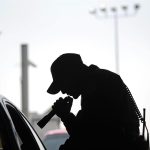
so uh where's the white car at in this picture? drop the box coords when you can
[43,129,69,150]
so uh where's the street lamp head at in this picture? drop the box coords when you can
[100,8,107,13]
[122,5,128,11]
[134,3,140,10]
[89,8,97,15]
[111,7,117,12]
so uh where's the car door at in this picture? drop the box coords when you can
[0,96,46,150]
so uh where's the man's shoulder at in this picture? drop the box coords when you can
[89,64,121,79]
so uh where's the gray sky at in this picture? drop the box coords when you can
[0,0,150,130]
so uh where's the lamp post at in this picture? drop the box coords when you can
[89,3,140,74]
[21,44,36,118]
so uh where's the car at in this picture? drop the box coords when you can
[0,95,46,150]
[43,129,69,150]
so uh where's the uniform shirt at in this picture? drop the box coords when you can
[60,65,139,150]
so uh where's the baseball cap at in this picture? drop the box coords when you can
[47,53,83,94]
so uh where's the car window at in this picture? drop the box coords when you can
[6,103,46,150]
[22,115,46,150]
[0,101,21,150]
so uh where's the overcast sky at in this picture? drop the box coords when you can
[0,0,150,129]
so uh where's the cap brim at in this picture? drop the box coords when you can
[47,81,60,94]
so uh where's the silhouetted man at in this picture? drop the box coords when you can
[47,53,140,150]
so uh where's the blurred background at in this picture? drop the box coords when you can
[0,0,150,139]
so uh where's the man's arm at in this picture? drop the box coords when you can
[61,112,76,135]
[51,96,76,135]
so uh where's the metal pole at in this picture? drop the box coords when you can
[114,11,119,74]
[89,3,140,75]
[21,44,28,118]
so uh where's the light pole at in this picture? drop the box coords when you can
[21,44,36,118]
[89,3,140,74]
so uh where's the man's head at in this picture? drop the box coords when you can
[47,53,86,99]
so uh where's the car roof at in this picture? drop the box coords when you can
[0,95,4,102]
[0,95,11,104]
[44,128,68,137]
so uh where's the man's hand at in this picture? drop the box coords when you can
[52,96,73,118]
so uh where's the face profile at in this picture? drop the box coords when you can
[58,77,81,99]
[47,53,84,99]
